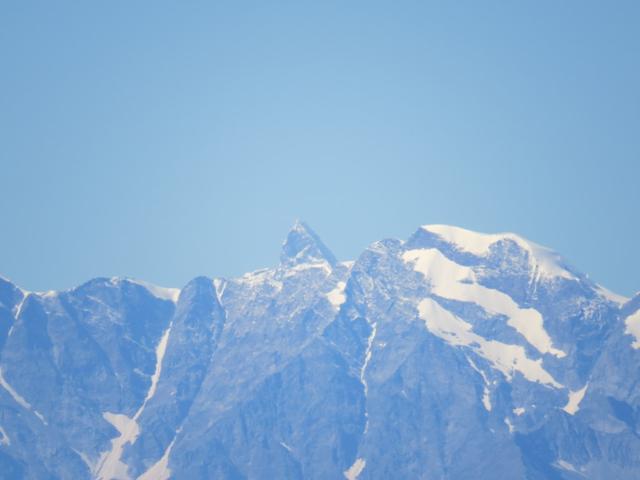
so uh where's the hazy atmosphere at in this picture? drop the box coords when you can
[2,4,640,480]
[2,1,638,295]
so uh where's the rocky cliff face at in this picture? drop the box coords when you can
[0,222,638,479]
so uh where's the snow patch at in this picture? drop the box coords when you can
[138,434,179,480]
[96,413,139,480]
[421,225,574,280]
[126,279,180,303]
[213,278,227,303]
[74,450,94,471]
[504,418,514,433]
[284,261,332,277]
[417,299,562,388]
[482,388,491,412]
[341,260,356,269]
[481,391,491,411]
[625,309,640,349]
[344,458,366,480]
[563,384,588,415]
[280,441,293,452]
[144,326,171,404]
[361,323,377,433]
[327,282,347,309]
[595,285,628,306]
[0,367,47,424]
[361,323,377,397]
[237,268,282,291]
[13,292,29,319]
[555,459,584,475]
[467,356,492,411]
[96,325,172,480]
[244,269,269,284]
[0,425,9,446]
[33,410,47,424]
[403,248,566,358]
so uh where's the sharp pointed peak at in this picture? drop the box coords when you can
[280,220,337,267]
[289,218,310,231]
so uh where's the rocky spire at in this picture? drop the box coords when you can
[280,220,337,267]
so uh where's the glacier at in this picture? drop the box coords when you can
[0,221,639,479]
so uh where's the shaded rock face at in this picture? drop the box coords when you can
[0,224,638,479]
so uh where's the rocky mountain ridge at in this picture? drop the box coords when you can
[0,222,638,479]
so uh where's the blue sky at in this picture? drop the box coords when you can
[1,1,638,296]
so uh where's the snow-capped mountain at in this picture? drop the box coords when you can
[0,222,638,479]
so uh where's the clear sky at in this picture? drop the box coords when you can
[1,1,638,296]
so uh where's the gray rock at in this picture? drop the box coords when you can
[0,223,637,479]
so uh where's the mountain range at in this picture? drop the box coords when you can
[1,222,639,479]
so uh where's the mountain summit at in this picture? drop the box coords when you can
[280,220,338,267]
[0,223,638,479]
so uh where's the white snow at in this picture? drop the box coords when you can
[96,413,139,480]
[280,441,293,452]
[126,279,180,303]
[344,458,366,480]
[213,278,227,303]
[74,450,94,471]
[423,225,502,255]
[467,356,492,411]
[482,388,491,412]
[138,435,179,480]
[236,268,284,291]
[421,225,574,280]
[327,282,347,309]
[361,323,377,397]
[513,407,526,416]
[417,298,562,388]
[361,323,377,433]
[33,410,47,424]
[595,285,629,306]
[556,459,583,475]
[563,384,588,415]
[504,418,515,433]
[13,292,29,319]
[144,326,171,404]
[625,309,640,349]
[0,367,47,424]
[96,325,172,480]
[238,268,268,285]
[0,425,9,446]
[403,248,566,358]
[284,261,332,277]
